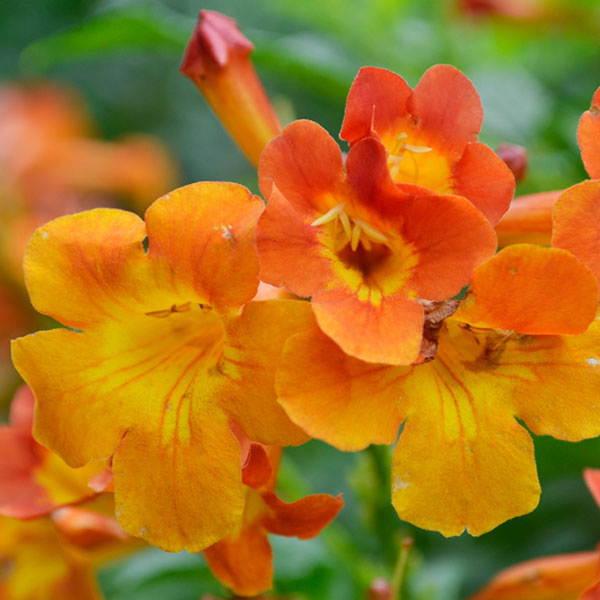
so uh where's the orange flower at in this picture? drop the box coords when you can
[276,244,600,535]
[258,120,497,365]
[181,10,281,167]
[0,385,108,519]
[470,470,600,599]
[204,438,343,596]
[12,182,313,552]
[340,65,515,225]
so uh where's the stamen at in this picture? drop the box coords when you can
[402,143,432,154]
[339,210,352,241]
[311,204,343,227]
[356,219,389,244]
[351,223,362,251]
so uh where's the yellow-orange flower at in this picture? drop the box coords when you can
[12,182,312,552]
[276,244,600,535]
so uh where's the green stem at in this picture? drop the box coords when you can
[390,538,413,600]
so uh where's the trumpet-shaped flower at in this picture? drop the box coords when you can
[276,244,600,535]
[340,65,515,225]
[204,438,343,596]
[12,182,312,552]
[0,386,108,519]
[258,120,497,365]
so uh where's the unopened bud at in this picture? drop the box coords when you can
[367,577,392,600]
[180,11,281,167]
[496,143,528,182]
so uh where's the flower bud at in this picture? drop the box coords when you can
[496,142,528,182]
[180,10,281,167]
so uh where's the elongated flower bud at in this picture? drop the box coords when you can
[181,10,281,167]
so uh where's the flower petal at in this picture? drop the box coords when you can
[454,245,598,335]
[0,386,103,519]
[260,490,343,538]
[256,186,332,297]
[113,399,243,552]
[400,192,497,300]
[505,318,600,441]
[146,182,264,312]
[312,288,424,365]
[584,469,600,509]
[451,141,515,225]
[258,119,345,219]
[578,87,600,179]
[392,342,540,536]
[340,66,412,144]
[23,209,146,330]
[408,65,483,159]
[495,190,561,247]
[553,180,600,286]
[242,443,272,489]
[204,523,273,597]
[220,299,314,446]
[470,551,600,600]
[276,327,406,450]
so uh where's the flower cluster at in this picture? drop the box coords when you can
[5,8,600,597]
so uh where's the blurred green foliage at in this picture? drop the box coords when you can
[3,0,600,598]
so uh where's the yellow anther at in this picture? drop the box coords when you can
[310,203,344,227]
[402,142,432,154]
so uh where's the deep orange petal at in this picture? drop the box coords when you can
[340,66,412,144]
[276,327,406,450]
[470,551,600,600]
[553,180,600,286]
[258,119,345,219]
[408,65,483,159]
[400,191,497,300]
[146,182,263,312]
[204,523,273,597]
[256,186,332,297]
[495,190,561,247]
[241,443,272,489]
[220,299,313,446]
[451,141,515,225]
[578,87,600,179]
[260,490,343,539]
[312,288,424,365]
[454,244,598,335]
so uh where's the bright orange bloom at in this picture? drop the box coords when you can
[340,65,515,225]
[181,10,282,167]
[12,182,313,552]
[470,470,600,600]
[258,119,497,365]
[0,386,108,519]
[276,244,600,535]
[495,190,561,247]
[204,439,343,596]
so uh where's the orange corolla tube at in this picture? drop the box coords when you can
[204,440,343,596]
[340,65,515,225]
[495,190,561,247]
[181,10,282,167]
[276,244,600,536]
[0,386,108,519]
[258,119,498,366]
[12,182,313,552]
